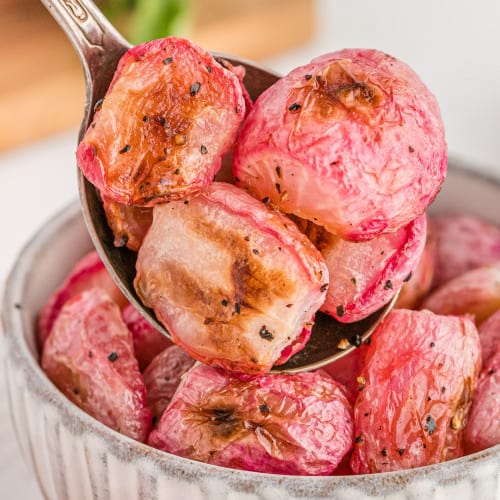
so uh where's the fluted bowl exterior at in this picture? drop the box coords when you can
[2,161,500,500]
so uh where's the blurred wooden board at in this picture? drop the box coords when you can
[191,0,314,61]
[0,0,314,152]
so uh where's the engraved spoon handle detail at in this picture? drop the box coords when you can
[40,0,130,138]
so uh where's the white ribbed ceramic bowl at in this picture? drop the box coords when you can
[2,159,500,500]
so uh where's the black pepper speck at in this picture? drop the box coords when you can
[349,334,362,347]
[259,404,270,415]
[190,82,201,96]
[425,415,436,435]
[258,326,274,341]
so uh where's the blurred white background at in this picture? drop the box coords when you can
[268,0,500,174]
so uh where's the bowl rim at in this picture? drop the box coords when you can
[1,159,500,497]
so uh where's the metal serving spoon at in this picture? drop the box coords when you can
[41,0,397,373]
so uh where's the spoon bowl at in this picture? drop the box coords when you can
[41,0,397,373]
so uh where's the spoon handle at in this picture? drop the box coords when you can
[40,0,131,137]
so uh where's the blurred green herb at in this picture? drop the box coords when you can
[100,0,191,44]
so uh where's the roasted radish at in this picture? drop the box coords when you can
[37,250,127,346]
[143,345,195,424]
[77,37,246,205]
[122,303,171,371]
[350,309,481,473]
[102,196,153,252]
[294,214,426,322]
[234,48,446,240]
[421,263,500,325]
[135,182,328,374]
[148,363,353,475]
[41,288,152,442]
[431,213,500,288]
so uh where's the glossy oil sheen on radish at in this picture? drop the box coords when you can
[77,37,246,205]
[102,196,153,252]
[134,182,328,374]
